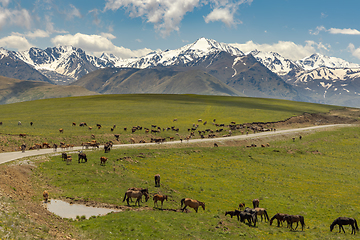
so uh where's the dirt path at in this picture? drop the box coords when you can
[0,124,355,164]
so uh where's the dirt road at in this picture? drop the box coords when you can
[0,124,354,165]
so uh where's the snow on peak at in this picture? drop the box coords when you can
[297,53,360,70]
[249,50,299,75]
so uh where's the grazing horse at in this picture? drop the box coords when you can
[61,152,67,161]
[239,203,245,210]
[252,199,259,208]
[59,128,64,133]
[20,144,26,152]
[330,217,359,234]
[153,194,168,209]
[43,190,49,203]
[78,152,87,163]
[123,189,149,206]
[53,143,58,151]
[284,215,305,231]
[270,213,289,227]
[225,210,241,221]
[100,156,108,165]
[239,211,257,227]
[154,174,160,187]
[181,198,205,213]
[254,208,270,222]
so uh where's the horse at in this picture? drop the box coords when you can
[239,203,245,210]
[330,217,359,234]
[239,211,257,227]
[61,152,67,161]
[153,194,168,209]
[20,144,26,153]
[270,213,289,227]
[78,152,87,163]
[225,210,241,221]
[123,189,149,206]
[100,156,108,165]
[180,198,205,213]
[252,199,259,208]
[43,190,49,203]
[284,215,305,231]
[154,174,160,187]
[254,208,270,222]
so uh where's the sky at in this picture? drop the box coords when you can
[1,0,360,63]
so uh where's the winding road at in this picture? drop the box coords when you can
[0,124,354,165]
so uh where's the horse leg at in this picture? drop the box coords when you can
[340,225,345,233]
[126,197,130,206]
[294,222,299,230]
[195,207,198,213]
[161,200,163,209]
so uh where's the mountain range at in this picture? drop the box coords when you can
[1,37,360,107]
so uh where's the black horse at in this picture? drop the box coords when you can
[154,174,160,187]
[330,217,359,234]
[225,210,241,221]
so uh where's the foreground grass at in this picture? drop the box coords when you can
[35,126,360,239]
[0,94,341,150]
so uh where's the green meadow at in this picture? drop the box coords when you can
[0,94,341,149]
[34,126,360,239]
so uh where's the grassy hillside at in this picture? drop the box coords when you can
[33,126,360,239]
[72,67,243,96]
[0,94,342,151]
[0,76,98,105]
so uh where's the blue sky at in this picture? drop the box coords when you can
[1,0,360,63]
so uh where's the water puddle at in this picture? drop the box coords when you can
[45,199,121,219]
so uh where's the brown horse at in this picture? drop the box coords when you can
[270,213,289,227]
[153,194,168,209]
[252,199,259,208]
[330,217,359,234]
[154,174,160,187]
[123,189,149,206]
[239,211,257,227]
[254,208,270,222]
[43,190,49,203]
[180,198,205,213]
[284,215,305,231]
[238,203,245,210]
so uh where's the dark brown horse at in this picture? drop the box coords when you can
[181,198,205,213]
[154,174,160,187]
[225,210,241,221]
[78,152,87,163]
[252,199,259,208]
[270,213,289,227]
[330,217,359,234]
[239,210,257,227]
[153,194,167,209]
[285,215,305,231]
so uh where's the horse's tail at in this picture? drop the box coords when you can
[355,219,359,231]
[122,192,127,202]
[264,210,270,222]
[300,216,306,227]
[180,198,185,208]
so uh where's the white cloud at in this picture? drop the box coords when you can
[348,43,360,60]
[66,4,82,20]
[204,7,237,26]
[26,29,50,39]
[231,40,328,60]
[310,26,360,35]
[0,0,9,7]
[104,0,251,37]
[0,7,32,29]
[0,33,33,51]
[51,32,153,58]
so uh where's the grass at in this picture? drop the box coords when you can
[34,126,360,239]
[0,94,342,150]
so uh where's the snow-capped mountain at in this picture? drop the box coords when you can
[115,37,244,69]
[14,46,113,83]
[297,53,360,71]
[249,50,300,76]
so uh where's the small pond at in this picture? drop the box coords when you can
[45,199,121,219]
